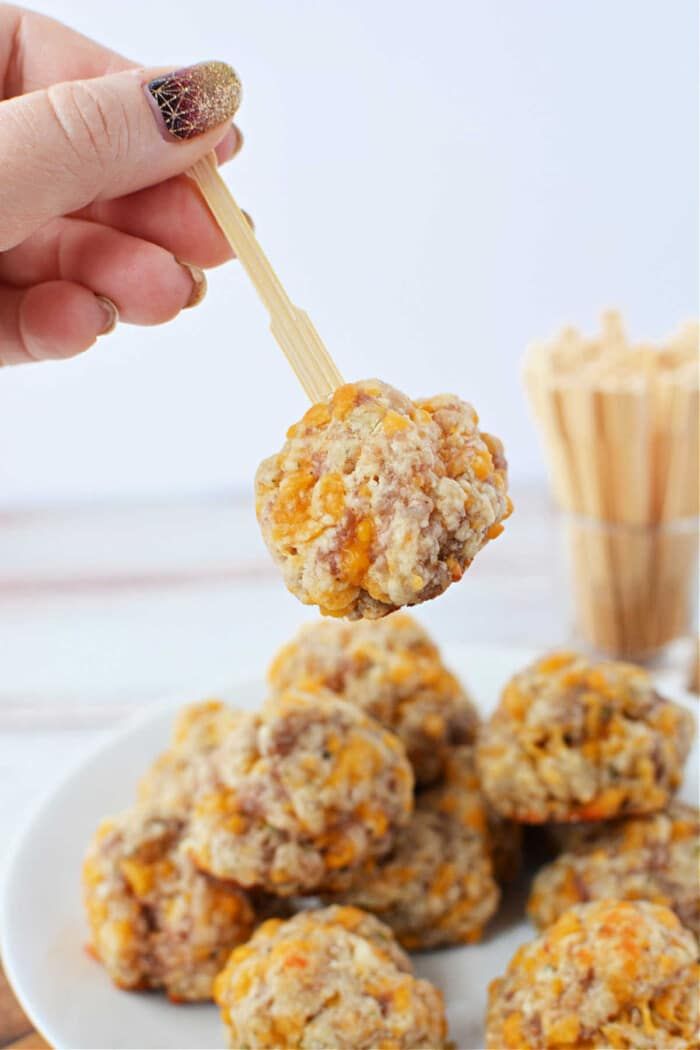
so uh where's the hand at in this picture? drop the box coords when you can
[0,4,243,365]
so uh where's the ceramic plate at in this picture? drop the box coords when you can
[2,645,697,1050]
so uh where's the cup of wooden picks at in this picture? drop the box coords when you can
[524,311,699,659]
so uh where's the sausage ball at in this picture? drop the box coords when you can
[186,690,414,895]
[528,802,700,940]
[138,700,241,819]
[268,613,478,785]
[477,651,694,823]
[214,906,449,1049]
[438,744,523,886]
[82,807,255,1001]
[255,380,510,619]
[326,747,501,949]
[485,900,699,1049]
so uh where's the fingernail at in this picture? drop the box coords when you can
[241,209,255,231]
[178,261,208,308]
[214,124,243,165]
[96,295,119,334]
[227,124,243,158]
[145,61,242,141]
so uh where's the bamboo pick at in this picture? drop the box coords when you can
[523,363,573,507]
[598,381,650,653]
[565,382,622,653]
[188,153,344,402]
[653,378,699,647]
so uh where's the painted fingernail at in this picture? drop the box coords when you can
[178,261,208,309]
[96,295,119,335]
[145,61,242,141]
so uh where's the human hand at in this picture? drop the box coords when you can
[0,4,243,364]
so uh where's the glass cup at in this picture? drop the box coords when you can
[564,514,699,660]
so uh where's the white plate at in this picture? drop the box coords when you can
[2,645,697,1050]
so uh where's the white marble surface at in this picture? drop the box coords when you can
[0,484,694,854]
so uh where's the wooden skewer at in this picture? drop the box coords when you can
[599,381,650,653]
[188,153,344,402]
[652,377,699,647]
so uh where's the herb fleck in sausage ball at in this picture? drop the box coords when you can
[187,691,414,895]
[138,700,241,818]
[82,808,254,1001]
[477,651,694,823]
[528,802,700,940]
[214,906,449,1049]
[326,747,500,949]
[255,380,510,619]
[268,613,478,785]
[486,900,699,1049]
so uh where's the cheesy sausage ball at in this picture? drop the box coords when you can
[83,807,254,1001]
[255,380,510,619]
[268,613,478,785]
[138,700,241,819]
[326,747,500,949]
[477,651,694,823]
[528,802,700,939]
[486,900,699,1049]
[439,744,523,886]
[215,906,449,1049]
[187,690,414,895]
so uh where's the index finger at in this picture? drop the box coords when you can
[74,130,241,269]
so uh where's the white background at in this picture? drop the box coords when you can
[0,0,697,506]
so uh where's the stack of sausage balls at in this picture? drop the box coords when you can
[479,649,699,1049]
[83,628,698,1049]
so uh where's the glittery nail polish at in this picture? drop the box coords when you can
[145,61,242,141]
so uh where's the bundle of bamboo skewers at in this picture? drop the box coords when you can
[524,311,699,659]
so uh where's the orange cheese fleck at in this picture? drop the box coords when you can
[429,862,456,897]
[318,473,345,520]
[446,555,464,581]
[501,1012,527,1047]
[323,832,358,869]
[301,402,332,429]
[356,801,389,838]
[446,451,470,477]
[331,384,360,420]
[382,409,410,435]
[271,469,316,540]
[551,910,582,940]
[537,651,578,674]
[120,858,164,897]
[503,683,527,719]
[472,448,494,480]
[391,981,413,1012]
[546,1015,580,1044]
[341,517,374,586]
[574,786,626,820]
[422,713,446,739]
[327,738,377,787]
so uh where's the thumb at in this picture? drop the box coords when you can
[0,61,241,251]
